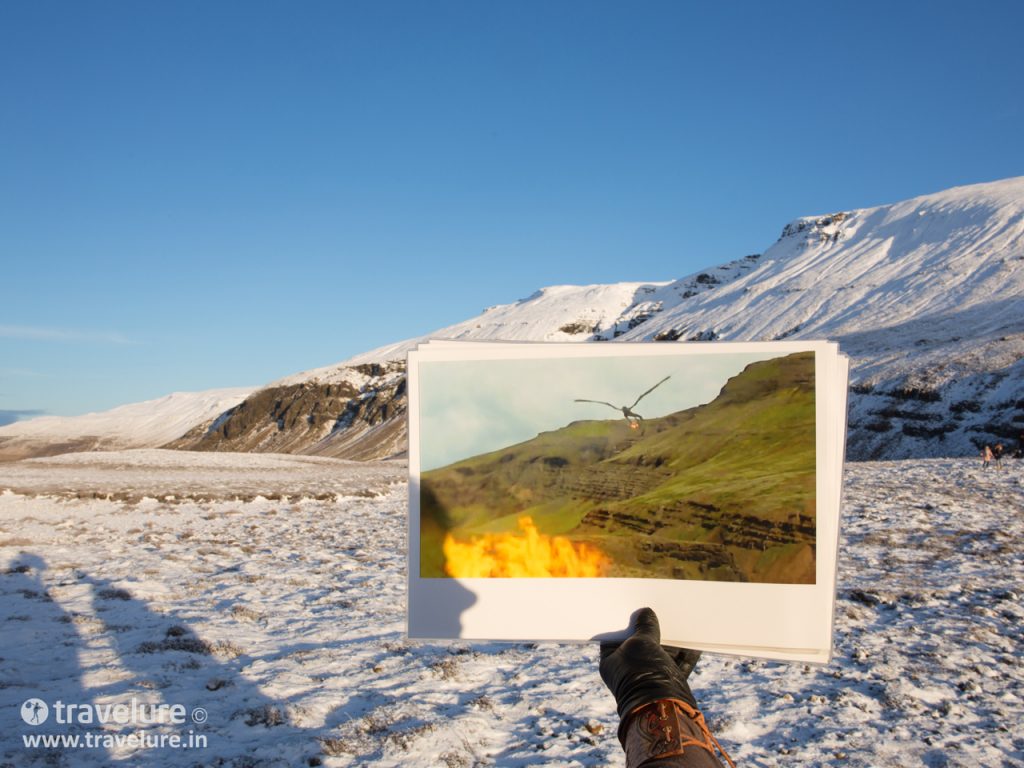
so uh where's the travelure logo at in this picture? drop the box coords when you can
[21,699,49,726]
[18,698,196,726]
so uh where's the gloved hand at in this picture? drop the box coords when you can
[599,607,702,722]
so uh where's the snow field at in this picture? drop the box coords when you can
[0,452,1021,767]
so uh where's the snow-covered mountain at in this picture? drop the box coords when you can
[5,177,1022,461]
[296,176,1023,372]
[257,176,1024,460]
[0,388,253,462]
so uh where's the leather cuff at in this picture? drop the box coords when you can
[621,699,731,768]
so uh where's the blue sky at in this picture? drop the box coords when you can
[2,0,1023,419]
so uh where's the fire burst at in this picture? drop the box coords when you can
[443,516,610,578]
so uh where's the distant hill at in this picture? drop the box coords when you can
[420,352,817,583]
[0,388,253,462]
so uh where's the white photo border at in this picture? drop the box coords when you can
[406,340,847,663]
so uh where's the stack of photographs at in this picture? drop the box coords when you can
[406,340,849,662]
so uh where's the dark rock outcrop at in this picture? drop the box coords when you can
[167,362,407,460]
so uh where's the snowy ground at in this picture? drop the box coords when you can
[0,451,1021,767]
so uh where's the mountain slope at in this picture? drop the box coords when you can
[616,178,1024,458]
[165,362,407,460]
[0,388,253,462]
[629,179,1024,346]
[274,176,1024,460]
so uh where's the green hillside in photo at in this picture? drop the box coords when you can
[420,351,816,583]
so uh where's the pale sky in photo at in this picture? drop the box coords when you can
[418,351,782,470]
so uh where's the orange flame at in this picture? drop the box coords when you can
[443,516,610,578]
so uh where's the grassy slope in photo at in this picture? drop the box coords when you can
[420,352,816,583]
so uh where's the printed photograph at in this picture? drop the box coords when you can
[418,350,817,583]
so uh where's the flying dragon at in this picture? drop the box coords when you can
[574,375,671,429]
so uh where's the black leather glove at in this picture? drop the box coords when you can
[600,607,701,722]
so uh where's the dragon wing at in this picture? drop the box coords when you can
[573,399,621,411]
[630,375,671,408]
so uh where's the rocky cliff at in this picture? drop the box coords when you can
[165,363,407,461]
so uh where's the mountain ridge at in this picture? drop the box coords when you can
[4,176,1022,461]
